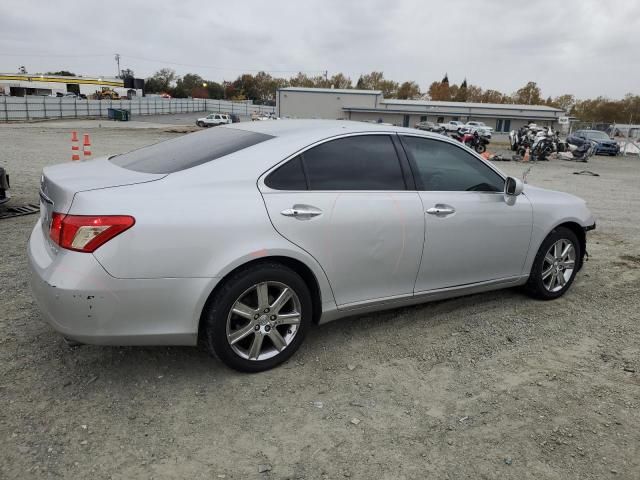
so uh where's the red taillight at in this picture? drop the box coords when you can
[49,213,135,253]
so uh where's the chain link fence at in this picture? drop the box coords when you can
[0,96,275,122]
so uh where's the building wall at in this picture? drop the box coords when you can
[277,90,380,119]
[346,112,556,132]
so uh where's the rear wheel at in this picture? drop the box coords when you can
[475,144,487,154]
[203,263,311,372]
[524,227,580,300]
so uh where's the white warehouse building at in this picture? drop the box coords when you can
[276,87,564,133]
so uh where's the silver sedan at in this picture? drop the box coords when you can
[29,120,595,372]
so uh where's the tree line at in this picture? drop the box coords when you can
[143,69,640,124]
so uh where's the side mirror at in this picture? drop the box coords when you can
[505,176,524,197]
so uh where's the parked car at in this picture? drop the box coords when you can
[196,113,231,127]
[465,121,494,134]
[252,112,279,121]
[567,130,620,156]
[29,120,595,372]
[458,125,492,139]
[0,166,9,205]
[440,120,466,131]
[229,113,241,123]
[415,121,443,132]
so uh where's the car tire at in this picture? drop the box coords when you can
[475,144,487,154]
[197,121,204,127]
[202,262,312,372]
[524,227,580,300]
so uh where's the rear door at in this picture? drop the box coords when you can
[400,135,533,292]
[259,134,425,307]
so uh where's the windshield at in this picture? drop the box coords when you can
[584,131,610,140]
[110,127,273,174]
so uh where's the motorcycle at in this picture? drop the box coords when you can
[452,129,491,153]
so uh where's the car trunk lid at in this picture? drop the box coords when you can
[39,156,165,242]
[40,156,166,214]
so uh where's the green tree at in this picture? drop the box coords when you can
[144,68,177,94]
[45,70,76,76]
[174,73,206,98]
[356,71,398,97]
[512,81,542,105]
[329,73,352,89]
[119,68,135,79]
[396,81,421,99]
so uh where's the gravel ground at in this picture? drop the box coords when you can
[1,123,639,480]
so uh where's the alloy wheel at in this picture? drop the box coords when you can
[541,239,576,292]
[226,281,301,361]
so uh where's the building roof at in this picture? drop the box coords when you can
[381,98,564,112]
[278,87,382,95]
[0,73,123,87]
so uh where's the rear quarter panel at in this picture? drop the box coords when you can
[69,144,337,311]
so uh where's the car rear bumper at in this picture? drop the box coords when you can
[28,221,215,346]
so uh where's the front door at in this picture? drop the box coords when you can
[260,134,425,306]
[400,135,533,292]
[403,115,410,128]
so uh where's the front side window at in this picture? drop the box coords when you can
[402,136,504,192]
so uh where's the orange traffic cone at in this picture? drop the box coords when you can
[83,133,92,157]
[71,131,80,161]
[523,147,530,163]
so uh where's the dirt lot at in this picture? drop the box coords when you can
[1,122,639,480]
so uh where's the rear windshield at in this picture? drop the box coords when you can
[110,127,273,173]
[583,131,609,140]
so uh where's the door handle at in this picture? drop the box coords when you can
[426,205,456,216]
[281,204,322,219]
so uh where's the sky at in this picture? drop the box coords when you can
[1,0,638,99]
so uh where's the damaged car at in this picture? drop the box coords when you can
[29,120,596,372]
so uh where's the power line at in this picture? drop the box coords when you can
[0,51,327,75]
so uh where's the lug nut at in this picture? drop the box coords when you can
[254,325,260,331]
[270,315,276,320]
[264,308,270,313]
[254,314,260,320]
[264,325,271,332]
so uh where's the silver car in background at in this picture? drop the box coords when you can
[29,120,595,372]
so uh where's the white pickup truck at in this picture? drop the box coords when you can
[465,121,494,133]
[440,120,466,131]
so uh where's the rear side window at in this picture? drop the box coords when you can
[110,127,272,174]
[303,135,405,190]
[266,156,307,190]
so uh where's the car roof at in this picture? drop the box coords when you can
[226,119,424,140]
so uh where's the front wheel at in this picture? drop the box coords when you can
[524,227,580,300]
[197,121,204,127]
[203,263,312,372]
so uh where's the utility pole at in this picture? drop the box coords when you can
[114,53,121,78]
[324,70,328,83]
